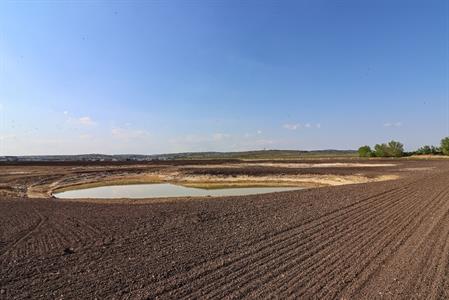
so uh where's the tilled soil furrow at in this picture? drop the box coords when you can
[1,160,448,299]
[436,236,449,299]
[58,211,104,237]
[100,183,418,283]
[197,177,441,299]
[0,211,39,251]
[257,185,428,298]
[336,180,449,298]
[428,229,449,299]
[396,198,449,294]
[195,185,421,299]
[150,183,418,298]
[229,184,427,299]
[410,213,449,299]
[126,186,408,281]
[0,208,47,259]
[305,184,449,299]
[349,184,449,299]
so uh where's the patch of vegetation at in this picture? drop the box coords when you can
[410,137,449,156]
[415,145,441,155]
[360,137,449,158]
[174,150,358,160]
[359,141,404,158]
[441,137,449,155]
[358,146,374,157]
[374,141,404,157]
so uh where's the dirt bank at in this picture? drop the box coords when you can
[0,160,405,198]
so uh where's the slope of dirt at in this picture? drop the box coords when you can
[0,158,421,198]
[1,159,449,299]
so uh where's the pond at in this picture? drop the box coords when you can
[54,183,303,199]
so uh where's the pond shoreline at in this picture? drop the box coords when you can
[54,183,306,199]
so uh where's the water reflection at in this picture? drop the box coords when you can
[54,183,303,199]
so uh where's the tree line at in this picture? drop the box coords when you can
[358,137,449,158]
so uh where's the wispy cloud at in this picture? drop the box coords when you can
[65,112,97,127]
[283,123,301,130]
[77,116,96,126]
[384,122,402,127]
[283,123,321,130]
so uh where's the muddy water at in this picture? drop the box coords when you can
[54,183,303,199]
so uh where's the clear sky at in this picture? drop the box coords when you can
[0,0,448,155]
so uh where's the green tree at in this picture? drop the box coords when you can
[417,145,432,155]
[358,145,373,157]
[374,143,388,157]
[373,141,404,157]
[416,145,440,155]
[441,137,449,155]
[387,140,404,157]
[431,146,441,154]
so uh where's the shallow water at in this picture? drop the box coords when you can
[54,183,303,199]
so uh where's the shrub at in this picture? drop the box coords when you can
[432,146,442,154]
[387,140,404,157]
[372,140,404,157]
[442,137,449,155]
[417,145,432,155]
[416,145,440,155]
[358,145,373,157]
[374,143,388,157]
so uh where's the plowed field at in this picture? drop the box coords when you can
[1,159,449,299]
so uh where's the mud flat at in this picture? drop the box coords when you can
[1,158,449,299]
[1,160,402,198]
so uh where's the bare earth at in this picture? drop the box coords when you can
[1,159,449,299]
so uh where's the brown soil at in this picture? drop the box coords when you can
[0,159,407,198]
[1,159,449,299]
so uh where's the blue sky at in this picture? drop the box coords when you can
[0,0,448,155]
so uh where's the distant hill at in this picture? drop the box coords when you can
[170,150,357,160]
[0,150,357,162]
